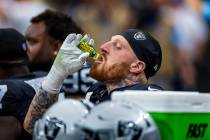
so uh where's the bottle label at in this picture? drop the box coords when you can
[78,40,100,60]
[79,41,96,57]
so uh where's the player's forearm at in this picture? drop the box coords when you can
[23,33,91,134]
[23,87,58,134]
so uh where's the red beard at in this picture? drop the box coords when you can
[90,62,130,82]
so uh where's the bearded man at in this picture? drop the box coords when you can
[23,29,163,134]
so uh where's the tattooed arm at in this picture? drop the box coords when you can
[23,34,90,134]
[23,87,58,134]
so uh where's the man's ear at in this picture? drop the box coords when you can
[129,60,146,74]
[51,40,62,56]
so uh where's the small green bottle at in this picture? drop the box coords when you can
[78,39,100,60]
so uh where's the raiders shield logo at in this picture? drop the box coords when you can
[134,32,146,40]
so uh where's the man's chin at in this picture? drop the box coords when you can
[90,61,130,82]
[90,67,104,81]
[90,64,112,82]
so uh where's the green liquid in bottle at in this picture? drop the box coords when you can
[78,40,100,60]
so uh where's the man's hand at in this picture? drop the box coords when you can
[24,34,94,134]
[42,33,93,94]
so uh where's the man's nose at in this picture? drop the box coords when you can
[100,42,111,54]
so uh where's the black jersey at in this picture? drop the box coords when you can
[0,72,46,140]
[63,65,96,96]
[0,72,46,123]
[86,82,163,104]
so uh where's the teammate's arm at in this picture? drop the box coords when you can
[23,87,58,133]
[23,34,92,133]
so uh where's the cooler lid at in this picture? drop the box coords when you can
[112,91,210,112]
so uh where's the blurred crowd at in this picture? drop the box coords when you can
[0,0,210,92]
[0,1,209,139]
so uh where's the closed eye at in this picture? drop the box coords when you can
[113,41,122,50]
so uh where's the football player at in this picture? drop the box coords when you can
[24,29,163,135]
